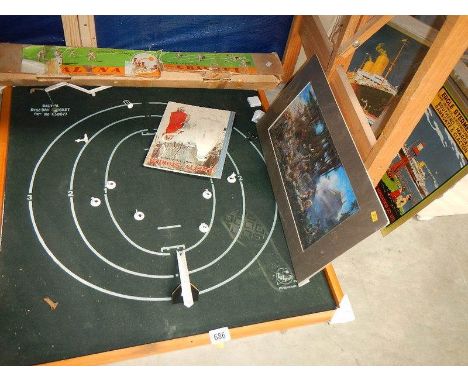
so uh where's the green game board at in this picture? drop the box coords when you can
[0,86,336,365]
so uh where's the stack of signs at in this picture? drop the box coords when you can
[376,76,467,234]
[144,102,235,178]
[347,22,468,234]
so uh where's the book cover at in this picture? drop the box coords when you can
[143,102,235,178]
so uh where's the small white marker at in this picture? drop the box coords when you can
[247,96,262,108]
[202,189,212,199]
[227,173,237,183]
[90,197,101,207]
[157,225,181,230]
[176,250,194,308]
[199,223,209,233]
[75,133,89,144]
[106,180,116,189]
[123,100,133,109]
[134,210,145,221]
[251,109,265,123]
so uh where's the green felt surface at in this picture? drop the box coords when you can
[0,87,336,365]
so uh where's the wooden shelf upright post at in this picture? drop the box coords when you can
[61,15,97,48]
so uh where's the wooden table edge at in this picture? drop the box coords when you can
[0,86,12,233]
[41,310,336,366]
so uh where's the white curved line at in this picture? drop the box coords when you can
[103,128,169,256]
[28,103,141,194]
[70,196,173,279]
[197,132,278,293]
[184,178,216,252]
[200,203,278,294]
[190,152,245,273]
[70,115,145,191]
[104,131,215,255]
[233,127,265,163]
[105,133,216,255]
[29,201,171,301]
[69,126,174,278]
[28,104,172,299]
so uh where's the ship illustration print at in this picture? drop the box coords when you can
[347,39,408,124]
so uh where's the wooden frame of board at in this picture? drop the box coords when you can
[0,86,345,366]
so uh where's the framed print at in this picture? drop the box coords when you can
[257,55,388,286]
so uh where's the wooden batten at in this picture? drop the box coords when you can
[61,16,82,47]
[0,72,281,90]
[329,67,376,161]
[365,15,468,186]
[77,15,98,48]
[281,16,304,83]
[337,16,393,61]
[299,16,333,66]
[324,264,344,305]
[61,15,97,48]
[326,16,362,73]
[389,15,439,47]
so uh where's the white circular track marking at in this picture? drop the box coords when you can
[68,124,175,277]
[28,103,277,301]
[103,128,214,255]
[28,102,173,300]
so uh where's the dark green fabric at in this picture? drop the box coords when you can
[0,87,336,365]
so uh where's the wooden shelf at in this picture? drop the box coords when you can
[283,15,468,186]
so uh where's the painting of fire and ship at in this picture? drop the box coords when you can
[269,82,359,249]
[347,25,428,131]
[376,81,468,227]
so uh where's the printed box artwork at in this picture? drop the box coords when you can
[269,83,359,249]
[347,24,428,130]
[376,78,467,233]
[144,102,235,178]
[21,45,257,77]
